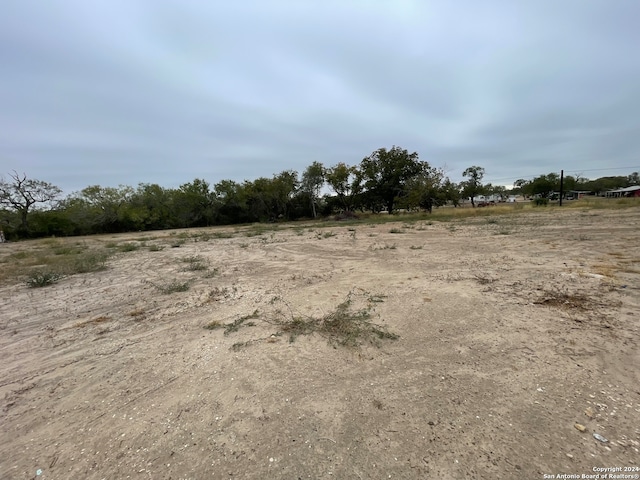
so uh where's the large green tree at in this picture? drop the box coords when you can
[70,185,136,232]
[325,163,363,212]
[359,146,425,213]
[301,161,325,218]
[214,180,248,224]
[402,166,447,213]
[461,166,486,207]
[172,178,215,227]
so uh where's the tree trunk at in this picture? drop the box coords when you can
[20,208,29,230]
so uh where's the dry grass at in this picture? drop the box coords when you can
[0,239,110,286]
[271,293,398,348]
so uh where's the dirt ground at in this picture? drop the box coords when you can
[1,207,639,479]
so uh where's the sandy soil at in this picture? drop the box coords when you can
[1,208,639,479]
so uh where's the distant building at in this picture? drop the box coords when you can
[605,186,640,198]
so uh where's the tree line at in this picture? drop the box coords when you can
[1,146,639,240]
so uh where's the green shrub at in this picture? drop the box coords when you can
[117,243,140,252]
[533,198,549,206]
[26,270,63,288]
[66,251,110,274]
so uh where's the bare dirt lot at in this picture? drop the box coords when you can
[1,207,639,479]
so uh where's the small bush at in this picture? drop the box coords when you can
[26,270,63,288]
[182,255,208,271]
[146,279,191,294]
[271,293,399,348]
[117,243,139,252]
[66,252,109,274]
[223,310,259,335]
[204,320,224,330]
[533,198,549,206]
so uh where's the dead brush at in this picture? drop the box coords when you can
[533,289,594,312]
[531,287,619,326]
[270,292,399,348]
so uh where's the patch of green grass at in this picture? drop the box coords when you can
[8,251,31,260]
[170,239,186,248]
[64,251,110,274]
[409,245,423,250]
[148,244,165,251]
[53,245,85,255]
[117,242,140,252]
[389,228,405,234]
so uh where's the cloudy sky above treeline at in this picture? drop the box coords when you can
[1,0,639,195]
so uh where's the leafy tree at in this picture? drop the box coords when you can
[402,166,447,213]
[271,170,299,220]
[214,180,248,224]
[301,161,325,218]
[70,185,136,232]
[485,184,507,200]
[461,166,486,207]
[627,172,639,186]
[512,179,530,197]
[441,178,461,207]
[529,173,559,198]
[0,171,61,234]
[130,183,173,230]
[172,178,215,227]
[325,163,363,212]
[359,146,424,213]
[583,176,629,194]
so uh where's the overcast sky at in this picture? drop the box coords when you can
[1,1,639,195]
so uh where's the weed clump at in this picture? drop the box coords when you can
[117,243,139,252]
[205,310,259,334]
[145,279,191,294]
[181,255,208,271]
[26,270,63,288]
[273,293,398,348]
[65,251,109,274]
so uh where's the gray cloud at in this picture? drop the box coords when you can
[1,0,639,195]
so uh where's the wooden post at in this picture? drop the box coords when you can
[559,170,564,206]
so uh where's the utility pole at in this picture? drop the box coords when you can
[559,170,564,206]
